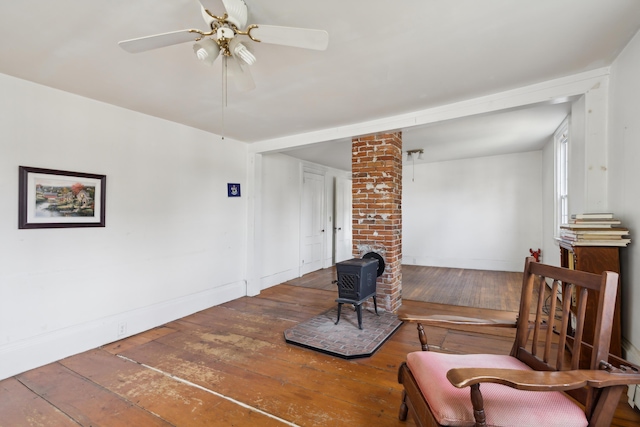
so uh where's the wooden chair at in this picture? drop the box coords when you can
[397,257,640,427]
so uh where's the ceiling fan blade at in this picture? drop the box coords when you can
[199,0,247,28]
[198,0,226,19]
[119,30,201,53]
[227,56,256,92]
[222,0,248,28]
[249,25,329,51]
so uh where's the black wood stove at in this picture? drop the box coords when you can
[334,253,385,329]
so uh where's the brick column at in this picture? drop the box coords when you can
[352,132,402,313]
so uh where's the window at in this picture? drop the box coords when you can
[555,118,569,236]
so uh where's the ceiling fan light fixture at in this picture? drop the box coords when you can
[405,149,424,182]
[193,38,220,65]
[233,42,256,66]
[119,0,329,108]
[217,27,235,40]
[406,149,424,162]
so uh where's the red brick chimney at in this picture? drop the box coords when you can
[352,132,403,313]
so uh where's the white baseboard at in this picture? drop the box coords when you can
[402,256,522,272]
[0,281,245,381]
[623,338,640,365]
[260,268,299,290]
[622,339,640,409]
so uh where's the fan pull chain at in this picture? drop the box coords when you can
[221,56,228,140]
[412,156,415,182]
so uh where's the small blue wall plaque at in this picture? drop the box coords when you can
[227,183,241,197]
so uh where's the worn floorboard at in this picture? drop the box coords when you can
[0,265,637,426]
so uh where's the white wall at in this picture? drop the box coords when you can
[0,74,248,380]
[258,153,349,289]
[608,29,640,364]
[260,154,302,288]
[402,151,543,272]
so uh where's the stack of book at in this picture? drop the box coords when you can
[560,213,631,247]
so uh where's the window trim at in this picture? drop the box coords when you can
[554,118,569,238]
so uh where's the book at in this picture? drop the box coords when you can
[568,239,631,247]
[571,213,614,220]
[561,234,623,241]
[560,228,629,239]
[569,218,621,225]
[562,227,629,235]
[561,223,619,229]
[561,213,630,246]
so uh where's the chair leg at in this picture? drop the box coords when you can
[588,385,626,426]
[398,390,409,421]
[470,384,487,427]
[335,303,342,325]
[417,323,429,351]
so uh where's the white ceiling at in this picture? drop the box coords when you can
[1,1,639,170]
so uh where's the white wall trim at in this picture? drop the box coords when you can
[623,339,640,409]
[260,268,300,290]
[0,281,245,381]
[249,68,610,154]
[623,338,640,366]
[403,257,523,273]
[246,153,263,297]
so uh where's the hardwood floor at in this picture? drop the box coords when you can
[1,265,638,426]
[293,264,524,311]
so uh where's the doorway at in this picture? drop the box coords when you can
[300,171,325,275]
[333,176,352,263]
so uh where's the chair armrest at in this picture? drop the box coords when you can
[447,365,640,392]
[397,312,516,328]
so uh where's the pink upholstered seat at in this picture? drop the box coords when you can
[398,259,640,427]
[407,351,588,427]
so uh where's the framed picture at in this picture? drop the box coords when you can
[18,166,106,229]
[227,183,241,197]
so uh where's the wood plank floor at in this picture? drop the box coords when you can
[293,264,524,311]
[1,265,638,426]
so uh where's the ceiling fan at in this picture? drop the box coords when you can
[118,0,329,92]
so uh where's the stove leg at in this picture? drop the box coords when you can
[373,296,379,316]
[335,303,342,325]
[356,304,363,329]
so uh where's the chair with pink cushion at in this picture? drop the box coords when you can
[397,257,640,427]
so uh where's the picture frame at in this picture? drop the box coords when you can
[18,166,106,229]
[227,183,241,197]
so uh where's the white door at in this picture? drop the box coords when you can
[300,172,325,275]
[334,177,353,263]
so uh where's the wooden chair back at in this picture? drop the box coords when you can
[512,257,619,412]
